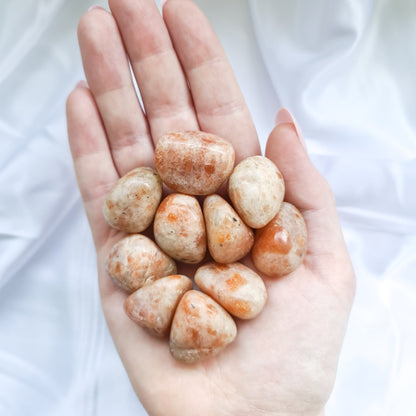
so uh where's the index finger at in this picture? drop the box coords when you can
[163,0,261,162]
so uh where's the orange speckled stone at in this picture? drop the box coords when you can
[103,167,162,233]
[203,194,254,264]
[169,290,237,363]
[252,202,307,277]
[124,275,192,337]
[155,131,235,195]
[195,262,267,319]
[105,234,177,292]
[154,193,206,264]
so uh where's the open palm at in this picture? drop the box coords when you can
[66,1,355,415]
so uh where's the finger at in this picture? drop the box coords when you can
[265,114,352,278]
[109,0,199,141]
[66,82,119,249]
[163,0,260,162]
[77,7,155,175]
[66,85,168,388]
[267,120,331,213]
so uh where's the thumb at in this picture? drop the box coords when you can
[266,109,353,285]
[266,108,332,212]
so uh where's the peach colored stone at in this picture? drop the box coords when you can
[252,202,307,277]
[155,131,235,195]
[170,290,237,363]
[195,262,267,319]
[125,275,192,337]
[154,193,206,264]
[203,194,254,264]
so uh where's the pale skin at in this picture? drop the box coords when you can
[66,1,356,415]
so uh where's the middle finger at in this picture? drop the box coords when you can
[164,0,261,162]
[109,0,199,141]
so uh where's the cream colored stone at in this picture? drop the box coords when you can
[105,234,177,292]
[103,167,162,233]
[228,156,285,228]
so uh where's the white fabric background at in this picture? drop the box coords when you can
[0,0,415,415]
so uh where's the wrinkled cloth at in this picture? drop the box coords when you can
[0,0,414,415]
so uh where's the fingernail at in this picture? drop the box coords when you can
[76,80,88,88]
[275,108,307,150]
[88,5,106,12]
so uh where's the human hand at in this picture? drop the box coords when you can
[66,1,355,415]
